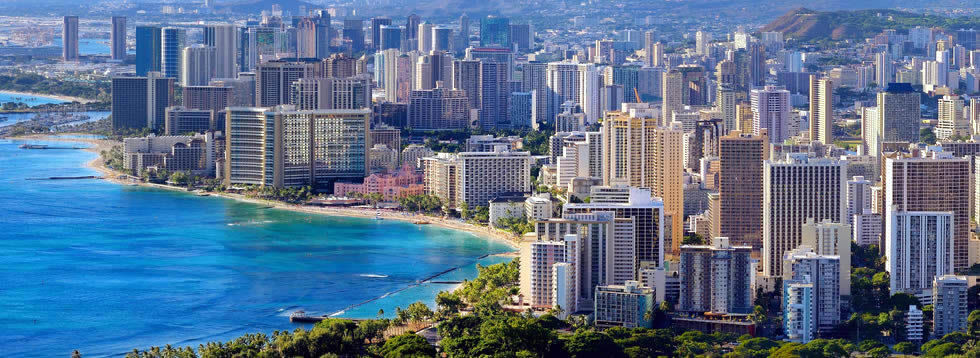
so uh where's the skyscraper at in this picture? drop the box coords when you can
[886,210,954,301]
[110,16,126,61]
[601,114,684,252]
[509,24,533,52]
[718,131,767,249]
[846,176,872,226]
[161,27,186,79]
[111,72,174,132]
[937,95,967,140]
[809,76,833,145]
[407,87,471,130]
[661,69,682,126]
[565,186,665,268]
[782,248,840,340]
[480,16,511,48]
[262,108,370,188]
[255,59,320,107]
[885,151,971,271]
[750,85,790,143]
[875,52,892,86]
[136,26,162,76]
[763,154,847,277]
[203,25,238,79]
[479,61,510,129]
[877,83,921,144]
[290,76,372,110]
[418,22,435,53]
[432,27,453,52]
[343,18,365,53]
[378,25,403,51]
[181,45,217,86]
[405,14,421,51]
[370,17,392,50]
[62,16,79,61]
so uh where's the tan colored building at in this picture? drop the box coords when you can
[602,112,683,254]
[885,151,971,271]
[808,75,833,145]
[422,150,532,208]
[763,154,847,277]
[718,131,768,251]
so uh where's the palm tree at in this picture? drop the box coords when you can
[377,308,385,319]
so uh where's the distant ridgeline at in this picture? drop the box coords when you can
[761,7,980,42]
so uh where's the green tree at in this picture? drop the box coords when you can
[894,341,918,354]
[380,333,435,358]
[563,329,624,358]
[921,127,937,145]
[406,301,434,323]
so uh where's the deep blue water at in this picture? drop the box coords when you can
[0,137,513,357]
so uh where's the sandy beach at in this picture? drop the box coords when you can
[12,133,521,250]
[0,90,95,105]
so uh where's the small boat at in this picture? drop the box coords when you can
[375,211,383,221]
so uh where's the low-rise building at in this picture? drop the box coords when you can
[369,144,399,173]
[525,194,553,221]
[333,166,423,201]
[593,280,654,328]
[907,305,924,342]
[123,133,215,176]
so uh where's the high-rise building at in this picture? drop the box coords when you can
[224,107,268,186]
[417,22,435,53]
[182,85,231,112]
[111,72,174,132]
[296,18,318,58]
[885,152,970,271]
[783,248,840,342]
[458,14,470,51]
[407,86,471,130]
[716,85,737,134]
[255,59,320,107]
[262,108,370,188]
[415,51,453,90]
[847,176,872,226]
[378,25,402,51]
[204,24,238,79]
[678,237,753,315]
[342,18,365,53]
[62,16,79,61]
[853,212,882,247]
[110,16,126,61]
[809,76,833,145]
[519,239,568,308]
[422,150,532,208]
[432,27,453,52]
[763,154,847,277]
[479,61,511,129]
[509,24,533,52]
[800,219,851,297]
[290,76,372,110]
[695,31,711,55]
[480,16,510,48]
[403,14,421,51]
[312,11,331,59]
[875,52,892,86]
[565,186,665,268]
[601,113,683,251]
[933,275,968,337]
[886,209,954,302]
[161,27,186,79]
[370,17,392,50]
[750,85,790,143]
[136,26,162,76]
[210,77,255,107]
[937,95,967,141]
[165,107,216,135]
[181,45,217,86]
[718,131,767,249]
[661,69,682,126]
[877,83,921,144]
[643,32,656,67]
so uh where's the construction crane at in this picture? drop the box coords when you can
[633,87,642,103]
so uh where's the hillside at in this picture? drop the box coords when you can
[761,7,980,42]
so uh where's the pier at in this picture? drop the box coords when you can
[26,176,102,180]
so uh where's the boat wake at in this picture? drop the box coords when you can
[358,274,389,278]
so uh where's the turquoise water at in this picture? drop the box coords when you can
[0,137,513,357]
[1,111,111,128]
[53,37,134,56]
[0,92,67,107]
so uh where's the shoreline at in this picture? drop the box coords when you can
[0,90,94,104]
[10,133,520,251]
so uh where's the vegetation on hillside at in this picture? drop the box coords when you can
[0,72,110,100]
[762,8,980,43]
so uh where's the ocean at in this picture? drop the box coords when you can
[0,137,513,357]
